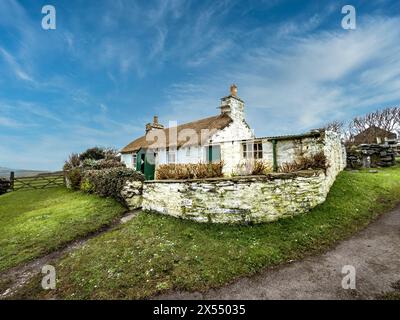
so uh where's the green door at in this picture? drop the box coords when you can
[136,148,156,180]
[144,152,156,180]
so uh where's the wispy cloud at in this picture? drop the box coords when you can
[0,47,34,82]
[1,1,400,171]
[161,15,400,135]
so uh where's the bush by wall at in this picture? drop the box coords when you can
[65,168,83,190]
[81,158,125,170]
[156,162,224,180]
[234,160,272,176]
[64,147,126,191]
[81,167,144,202]
[279,152,328,173]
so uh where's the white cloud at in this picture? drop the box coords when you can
[0,47,34,82]
[160,16,400,136]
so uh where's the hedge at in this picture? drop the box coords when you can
[81,167,144,201]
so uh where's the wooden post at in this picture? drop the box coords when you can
[272,140,278,172]
[10,171,14,191]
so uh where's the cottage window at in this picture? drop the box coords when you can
[242,142,263,159]
[207,145,221,163]
[167,150,176,164]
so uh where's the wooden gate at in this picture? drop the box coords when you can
[9,172,66,191]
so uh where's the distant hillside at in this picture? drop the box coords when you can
[0,167,51,178]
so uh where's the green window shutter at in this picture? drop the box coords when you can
[208,145,221,162]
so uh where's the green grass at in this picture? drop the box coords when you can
[0,187,126,272]
[13,165,400,299]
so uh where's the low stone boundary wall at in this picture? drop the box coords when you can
[142,170,333,224]
[347,144,396,169]
[121,180,143,210]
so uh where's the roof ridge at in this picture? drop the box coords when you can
[121,113,233,153]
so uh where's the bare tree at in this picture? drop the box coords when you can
[347,107,400,144]
[324,120,344,134]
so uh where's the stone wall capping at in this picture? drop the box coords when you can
[144,169,324,184]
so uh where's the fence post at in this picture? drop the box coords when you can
[10,171,14,191]
[272,139,278,172]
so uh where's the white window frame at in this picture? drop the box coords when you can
[242,141,263,159]
[167,149,176,164]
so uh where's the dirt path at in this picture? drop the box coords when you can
[157,206,400,300]
[0,210,139,299]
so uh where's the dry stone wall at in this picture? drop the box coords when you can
[140,130,346,224]
[142,171,329,224]
[120,180,143,210]
[347,144,396,169]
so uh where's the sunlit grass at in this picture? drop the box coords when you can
[0,187,126,272]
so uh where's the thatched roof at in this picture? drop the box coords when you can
[121,114,233,153]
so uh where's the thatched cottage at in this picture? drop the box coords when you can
[121,85,345,180]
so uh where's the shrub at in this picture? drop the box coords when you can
[66,168,82,190]
[82,158,125,170]
[279,152,328,173]
[253,160,272,175]
[79,147,106,161]
[63,147,125,191]
[82,167,144,201]
[80,178,94,193]
[235,160,272,176]
[0,178,10,195]
[63,153,80,171]
[278,162,302,173]
[64,147,122,172]
[156,162,224,180]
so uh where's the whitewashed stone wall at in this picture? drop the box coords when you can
[143,171,329,224]
[262,136,324,167]
[120,180,143,210]
[322,130,347,191]
[141,130,346,224]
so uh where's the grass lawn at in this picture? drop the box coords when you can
[14,164,400,299]
[0,187,126,272]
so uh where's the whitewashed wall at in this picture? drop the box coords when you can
[261,136,325,168]
[121,153,134,169]
[211,119,254,175]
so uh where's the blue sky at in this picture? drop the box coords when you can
[1,0,400,170]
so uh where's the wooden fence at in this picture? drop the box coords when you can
[5,172,66,192]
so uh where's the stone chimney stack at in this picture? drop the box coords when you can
[230,84,238,96]
[220,84,245,121]
[146,115,164,134]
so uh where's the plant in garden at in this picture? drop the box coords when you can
[279,152,328,173]
[82,167,144,202]
[66,168,82,190]
[235,160,272,176]
[156,162,224,180]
